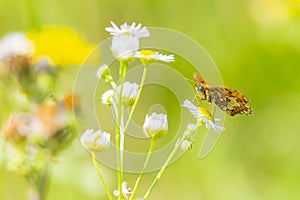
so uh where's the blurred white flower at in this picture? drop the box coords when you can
[135,50,175,64]
[2,101,73,141]
[0,32,34,60]
[101,89,114,106]
[35,102,70,137]
[105,21,150,38]
[114,81,139,106]
[2,113,44,139]
[80,129,111,152]
[113,181,132,199]
[181,140,192,152]
[143,112,168,140]
[183,99,225,132]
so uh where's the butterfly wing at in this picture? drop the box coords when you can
[209,87,252,116]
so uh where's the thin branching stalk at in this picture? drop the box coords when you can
[129,138,156,200]
[116,61,128,200]
[124,64,148,133]
[92,152,113,200]
[143,135,186,199]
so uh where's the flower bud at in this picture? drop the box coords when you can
[113,181,132,199]
[114,81,139,106]
[101,89,114,106]
[181,140,192,152]
[143,112,168,140]
[187,123,197,133]
[96,64,113,82]
[80,129,111,152]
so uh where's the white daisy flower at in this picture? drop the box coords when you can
[114,81,139,106]
[134,50,175,64]
[80,129,111,152]
[106,22,150,61]
[105,21,150,38]
[143,112,168,140]
[101,89,114,106]
[182,99,225,132]
[111,34,139,61]
[0,32,34,60]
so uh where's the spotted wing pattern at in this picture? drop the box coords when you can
[209,87,252,116]
[193,73,252,116]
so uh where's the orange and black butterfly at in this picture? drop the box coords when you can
[193,73,252,116]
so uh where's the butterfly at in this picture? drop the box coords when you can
[193,73,252,116]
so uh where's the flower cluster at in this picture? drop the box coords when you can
[1,95,79,177]
[0,27,87,199]
[80,21,176,200]
[81,21,227,200]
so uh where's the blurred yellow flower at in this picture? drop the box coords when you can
[27,26,96,67]
[249,0,300,27]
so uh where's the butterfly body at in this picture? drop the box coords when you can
[193,73,252,116]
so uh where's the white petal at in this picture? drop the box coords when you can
[182,99,200,119]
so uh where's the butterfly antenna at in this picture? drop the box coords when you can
[182,75,197,84]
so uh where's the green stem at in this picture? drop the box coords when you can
[27,167,49,200]
[124,64,148,133]
[110,81,116,89]
[143,136,186,199]
[107,74,116,89]
[116,61,128,200]
[92,152,113,200]
[129,139,156,200]
[39,167,49,200]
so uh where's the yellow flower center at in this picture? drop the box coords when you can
[198,107,212,120]
[121,30,130,34]
[140,50,157,58]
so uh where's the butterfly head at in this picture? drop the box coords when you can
[193,73,208,100]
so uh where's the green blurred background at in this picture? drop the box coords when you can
[1,0,300,199]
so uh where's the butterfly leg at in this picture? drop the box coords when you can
[212,105,217,122]
[192,94,197,104]
[208,103,217,122]
[192,95,202,107]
